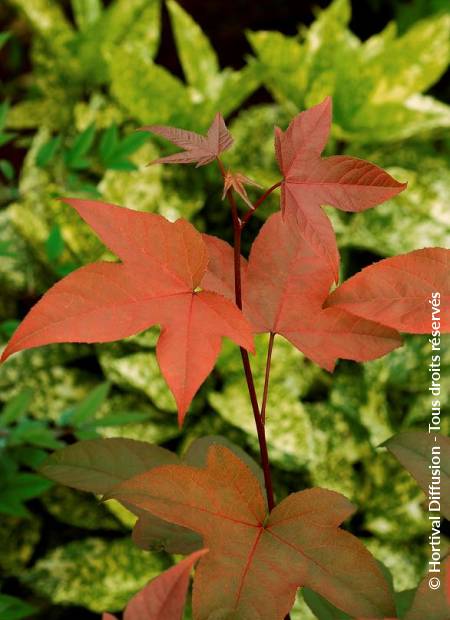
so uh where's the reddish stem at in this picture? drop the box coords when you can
[218,159,276,512]
[218,159,291,620]
[260,332,275,425]
[241,180,281,227]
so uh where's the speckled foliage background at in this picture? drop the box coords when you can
[0,0,449,618]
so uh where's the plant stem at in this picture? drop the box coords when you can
[218,159,276,512]
[241,181,281,227]
[260,332,275,425]
[218,159,291,620]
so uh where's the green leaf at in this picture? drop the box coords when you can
[384,431,450,519]
[8,0,73,41]
[13,446,49,469]
[0,32,11,50]
[100,0,161,58]
[0,594,36,620]
[303,588,352,619]
[0,320,20,339]
[40,438,179,494]
[35,135,61,167]
[167,0,219,94]
[64,124,96,169]
[365,13,450,104]
[9,420,62,450]
[0,160,14,181]
[109,46,188,125]
[0,473,53,516]
[0,389,34,425]
[99,124,119,162]
[60,381,110,427]
[71,0,102,30]
[84,410,151,428]
[45,224,65,262]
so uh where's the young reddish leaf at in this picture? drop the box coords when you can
[1,200,254,423]
[244,211,401,371]
[140,112,233,167]
[325,248,450,333]
[384,431,450,520]
[107,446,396,620]
[276,97,407,279]
[104,549,208,620]
[222,170,261,208]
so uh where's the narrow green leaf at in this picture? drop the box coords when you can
[63,382,111,427]
[9,420,62,450]
[45,224,65,262]
[99,124,119,162]
[0,102,9,129]
[0,159,14,181]
[64,124,96,169]
[85,410,151,428]
[13,446,49,469]
[0,593,36,620]
[36,135,61,167]
[0,32,11,51]
[0,389,34,425]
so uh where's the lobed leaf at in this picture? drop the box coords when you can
[141,112,233,167]
[1,200,253,422]
[108,445,396,619]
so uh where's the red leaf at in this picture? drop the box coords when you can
[276,97,407,279]
[244,211,401,370]
[125,550,208,620]
[104,550,208,620]
[140,112,233,167]
[1,200,254,423]
[325,248,450,333]
[108,445,396,620]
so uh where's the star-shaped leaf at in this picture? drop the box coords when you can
[1,200,253,423]
[140,112,233,166]
[108,445,396,620]
[203,211,402,371]
[276,97,407,279]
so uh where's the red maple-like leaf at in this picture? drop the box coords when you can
[203,210,402,371]
[325,248,450,332]
[275,96,407,280]
[107,445,396,620]
[140,112,233,166]
[103,549,208,620]
[0,200,254,423]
